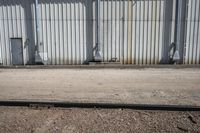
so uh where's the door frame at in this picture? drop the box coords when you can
[10,38,24,65]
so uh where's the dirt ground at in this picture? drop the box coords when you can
[0,106,199,133]
[0,68,200,105]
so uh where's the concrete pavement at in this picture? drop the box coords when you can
[0,68,199,106]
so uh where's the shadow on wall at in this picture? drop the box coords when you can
[23,0,36,65]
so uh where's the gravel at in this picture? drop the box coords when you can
[0,107,199,133]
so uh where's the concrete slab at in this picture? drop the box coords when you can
[0,68,199,106]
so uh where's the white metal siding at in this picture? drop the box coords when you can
[39,0,90,65]
[100,0,167,64]
[185,0,200,64]
[0,0,35,65]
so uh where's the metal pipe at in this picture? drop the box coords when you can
[35,0,40,55]
[174,0,179,51]
[94,0,102,61]
[173,0,187,63]
[34,0,44,64]
[172,0,180,63]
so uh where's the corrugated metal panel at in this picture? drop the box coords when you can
[38,0,90,65]
[39,0,170,65]
[0,0,35,65]
[184,0,200,64]
[0,0,91,65]
[100,0,167,64]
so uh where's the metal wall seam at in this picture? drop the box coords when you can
[0,3,2,64]
[191,0,197,64]
[2,4,7,65]
[197,0,200,64]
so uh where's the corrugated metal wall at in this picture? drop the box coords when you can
[100,0,168,64]
[0,0,199,65]
[184,0,200,64]
[39,0,90,65]
[0,0,33,65]
[39,0,171,65]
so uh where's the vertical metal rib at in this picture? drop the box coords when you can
[70,2,73,64]
[150,0,153,64]
[53,3,56,64]
[127,0,132,64]
[187,0,192,64]
[103,0,105,61]
[142,0,145,64]
[153,0,157,64]
[119,0,121,62]
[66,2,69,64]
[78,2,81,64]
[138,0,141,64]
[107,0,109,61]
[61,3,65,64]
[41,2,44,62]
[74,2,77,64]
[158,0,161,63]
[82,1,85,63]
[191,0,197,64]
[146,0,149,64]
[6,1,11,65]
[111,0,113,60]
[2,4,7,65]
[196,0,200,64]
[114,0,117,60]
[122,0,125,64]
[58,3,61,64]
[134,0,137,64]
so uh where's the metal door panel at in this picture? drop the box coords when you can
[11,38,23,65]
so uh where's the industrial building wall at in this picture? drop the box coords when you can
[39,0,173,65]
[184,0,200,64]
[38,0,91,65]
[38,0,174,65]
[100,0,175,64]
[0,0,35,65]
[0,0,199,65]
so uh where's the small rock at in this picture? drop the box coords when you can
[177,125,188,132]
[31,129,34,133]
[188,115,197,124]
[61,116,65,119]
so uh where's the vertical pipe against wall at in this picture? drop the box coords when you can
[94,0,102,61]
[174,0,179,49]
[174,0,187,63]
[35,0,40,55]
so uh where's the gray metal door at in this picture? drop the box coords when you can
[11,38,23,65]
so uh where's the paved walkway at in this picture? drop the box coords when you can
[0,68,199,106]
